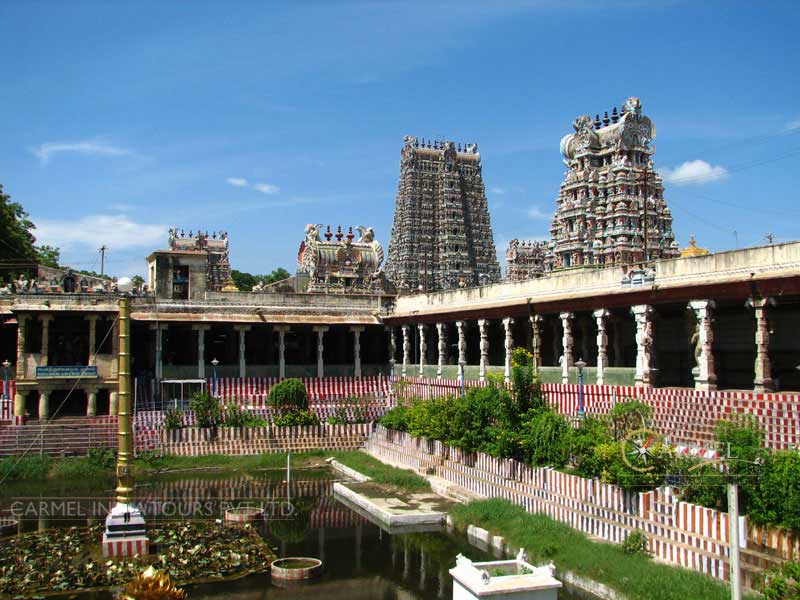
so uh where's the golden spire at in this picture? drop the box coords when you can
[680,235,709,258]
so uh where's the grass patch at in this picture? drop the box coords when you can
[327,451,430,492]
[0,454,52,482]
[449,499,757,600]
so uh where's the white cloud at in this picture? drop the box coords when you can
[35,214,166,252]
[30,139,131,164]
[660,160,728,185]
[226,177,249,187]
[527,206,550,220]
[253,182,280,195]
[490,187,506,195]
[785,119,800,132]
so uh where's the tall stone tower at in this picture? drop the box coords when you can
[385,136,501,292]
[547,97,680,270]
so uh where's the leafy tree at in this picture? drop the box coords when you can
[131,275,145,290]
[231,267,291,291]
[36,245,60,268]
[268,378,309,412]
[263,267,291,285]
[0,184,39,263]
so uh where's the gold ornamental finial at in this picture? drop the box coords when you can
[117,566,188,600]
[680,235,709,258]
[221,276,239,292]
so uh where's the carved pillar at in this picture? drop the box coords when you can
[456,321,466,366]
[86,315,98,365]
[688,300,717,391]
[13,315,28,417]
[235,325,250,378]
[631,305,654,387]
[530,315,543,372]
[593,309,610,385]
[503,317,514,383]
[559,312,574,384]
[750,297,774,392]
[418,324,426,377]
[87,389,97,417]
[193,325,210,379]
[436,323,446,379]
[351,326,364,378]
[38,391,49,421]
[274,325,290,379]
[39,315,53,367]
[386,326,396,364]
[313,326,328,379]
[401,325,410,377]
[478,319,488,381]
[151,324,166,381]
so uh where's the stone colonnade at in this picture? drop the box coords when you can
[389,296,781,391]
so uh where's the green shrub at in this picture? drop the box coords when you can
[569,415,613,477]
[593,440,673,492]
[753,450,800,531]
[622,530,649,555]
[86,446,116,469]
[0,455,51,481]
[609,400,652,441]
[717,415,766,515]
[511,347,545,413]
[189,391,222,428]
[273,409,319,427]
[520,410,571,467]
[378,405,409,431]
[163,406,184,431]
[448,387,501,453]
[221,405,267,427]
[761,559,800,599]
[268,378,309,412]
[407,396,456,441]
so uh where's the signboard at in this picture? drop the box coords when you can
[35,366,99,379]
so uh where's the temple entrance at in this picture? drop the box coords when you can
[653,304,693,388]
[51,389,87,417]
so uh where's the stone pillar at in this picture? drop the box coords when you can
[151,324,166,381]
[351,326,364,378]
[274,325,290,379]
[478,319,488,381]
[418,324,426,377]
[235,325,250,378]
[38,391,49,420]
[593,309,610,385]
[110,320,119,379]
[456,321,466,366]
[193,325,210,379]
[313,326,328,378]
[39,315,53,366]
[559,312,574,384]
[503,317,514,383]
[86,315,98,365]
[436,323,447,379]
[109,391,118,415]
[750,297,774,392]
[401,325,410,377]
[87,389,97,417]
[688,300,717,391]
[530,315,543,372]
[386,326,396,364]
[13,315,28,417]
[631,305,654,387]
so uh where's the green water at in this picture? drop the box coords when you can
[0,469,590,599]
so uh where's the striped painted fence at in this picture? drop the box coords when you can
[210,375,392,405]
[366,425,797,588]
[396,377,800,451]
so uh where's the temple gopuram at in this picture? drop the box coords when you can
[505,239,549,282]
[385,136,501,292]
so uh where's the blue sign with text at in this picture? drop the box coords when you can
[35,366,99,379]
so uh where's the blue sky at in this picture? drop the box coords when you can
[1,0,798,278]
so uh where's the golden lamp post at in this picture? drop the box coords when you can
[102,283,150,557]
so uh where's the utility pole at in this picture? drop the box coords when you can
[728,483,741,600]
[765,233,775,245]
[99,245,108,276]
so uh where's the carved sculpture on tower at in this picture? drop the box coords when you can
[296,224,385,294]
[385,136,501,292]
[506,239,549,282]
[545,97,679,271]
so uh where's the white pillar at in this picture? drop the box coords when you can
[401,325,410,377]
[560,312,574,384]
[530,315,542,373]
[478,319,488,382]
[38,391,49,420]
[688,300,716,391]
[87,389,97,417]
[40,315,52,367]
[275,325,290,379]
[386,326,396,364]
[631,305,654,387]
[750,297,774,392]
[503,317,514,383]
[593,309,610,385]
[151,324,166,381]
[418,324,426,377]
[436,323,446,379]
[86,315,98,365]
[351,326,364,378]
[235,326,249,378]
[456,321,466,367]
[193,325,210,379]
[313,326,328,379]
